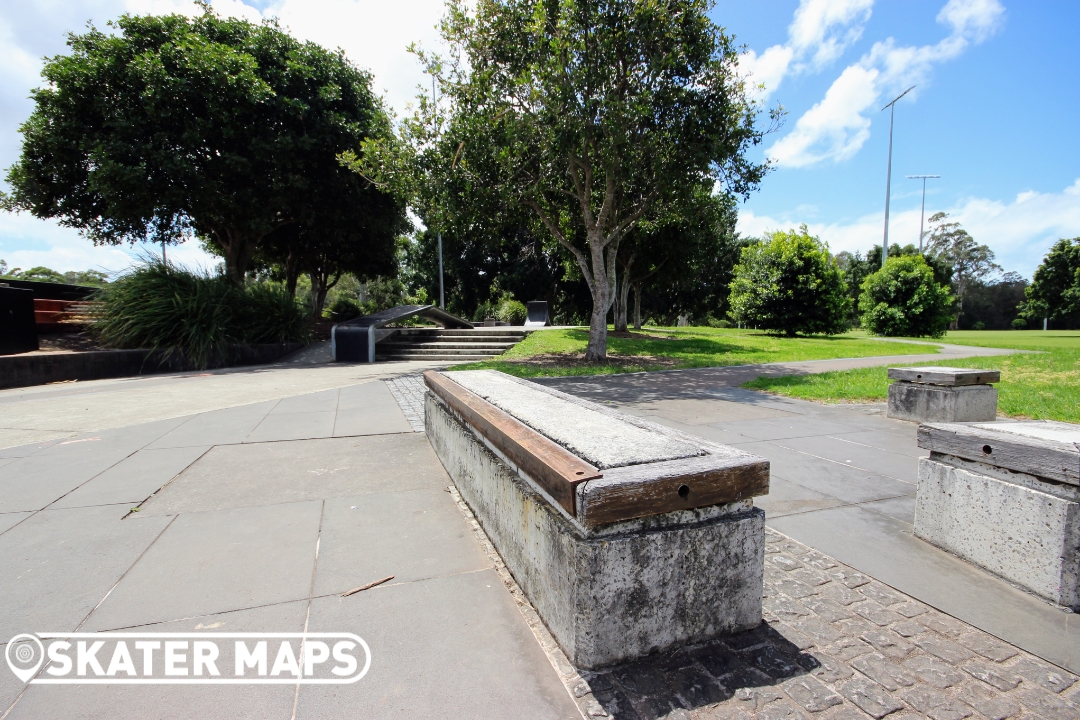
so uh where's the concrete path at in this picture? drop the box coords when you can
[0,370,579,719]
[534,345,1078,678]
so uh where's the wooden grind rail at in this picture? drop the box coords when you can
[424,370,602,515]
[424,370,771,526]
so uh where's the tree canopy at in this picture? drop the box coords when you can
[359,0,771,358]
[859,254,954,338]
[1020,237,1080,329]
[3,9,399,283]
[728,227,850,336]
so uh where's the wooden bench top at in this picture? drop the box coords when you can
[918,420,1080,485]
[888,367,1000,386]
[425,370,769,527]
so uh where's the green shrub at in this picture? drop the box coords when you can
[728,227,851,336]
[326,296,363,323]
[92,262,310,368]
[496,299,528,325]
[859,255,954,337]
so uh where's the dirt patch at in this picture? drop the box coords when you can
[36,332,106,352]
[607,330,676,340]
[500,352,681,370]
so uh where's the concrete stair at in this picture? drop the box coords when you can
[376,328,528,362]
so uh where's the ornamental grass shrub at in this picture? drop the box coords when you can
[91,262,311,368]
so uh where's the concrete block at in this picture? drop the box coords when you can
[887,366,1000,386]
[887,382,997,423]
[425,383,766,669]
[915,455,1079,610]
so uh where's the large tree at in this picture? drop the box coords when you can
[1021,237,1080,328]
[615,186,742,331]
[728,227,850,336]
[924,212,1000,327]
[3,9,393,282]
[371,0,770,360]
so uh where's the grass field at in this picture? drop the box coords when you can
[743,330,1080,422]
[451,326,936,378]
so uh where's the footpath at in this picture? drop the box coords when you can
[0,342,1075,720]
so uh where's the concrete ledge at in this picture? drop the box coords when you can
[915,421,1080,610]
[424,370,767,669]
[887,382,997,422]
[0,343,303,390]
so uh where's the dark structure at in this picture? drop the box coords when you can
[525,301,549,328]
[0,285,39,355]
[332,305,473,363]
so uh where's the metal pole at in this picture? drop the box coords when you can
[432,72,445,310]
[881,86,915,267]
[906,175,940,253]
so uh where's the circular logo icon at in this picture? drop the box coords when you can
[5,634,44,683]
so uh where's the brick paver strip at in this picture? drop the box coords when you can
[463,520,1080,719]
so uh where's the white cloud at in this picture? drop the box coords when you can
[768,0,1004,168]
[738,178,1080,279]
[0,212,218,275]
[739,0,873,100]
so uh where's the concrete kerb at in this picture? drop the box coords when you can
[423,369,770,669]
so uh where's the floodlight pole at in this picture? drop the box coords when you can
[880,86,915,266]
[432,72,445,309]
[906,174,940,253]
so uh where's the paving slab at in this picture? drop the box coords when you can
[861,495,917,524]
[776,435,921,483]
[0,453,134,513]
[312,489,492,597]
[271,387,341,414]
[7,601,307,720]
[333,381,414,436]
[49,445,210,509]
[145,401,278,449]
[0,511,32,536]
[0,505,171,641]
[296,569,580,720]
[625,397,793,424]
[243,410,338,443]
[754,477,848,519]
[821,429,927,458]
[0,439,62,459]
[138,434,448,517]
[767,505,1079,673]
[710,416,863,442]
[739,441,915,504]
[82,501,322,631]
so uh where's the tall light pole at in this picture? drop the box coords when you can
[906,174,939,253]
[431,71,445,309]
[880,86,915,266]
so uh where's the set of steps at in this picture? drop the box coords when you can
[376,327,528,362]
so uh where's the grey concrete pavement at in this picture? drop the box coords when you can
[0,364,580,719]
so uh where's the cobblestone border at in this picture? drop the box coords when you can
[385,374,426,432]
[447,481,1079,720]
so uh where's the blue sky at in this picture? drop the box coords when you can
[1,0,1076,279]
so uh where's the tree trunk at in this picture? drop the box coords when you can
[309,272,325,319]
[614,255,634,333]
[633,283,643,330]
[222,235,254,284]
[285,250,301,298]
[583,238,616,362]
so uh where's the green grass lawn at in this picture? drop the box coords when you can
[743,330,1080,422]
[451,326,936,378]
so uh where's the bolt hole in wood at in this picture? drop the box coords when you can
[678,484,690,498]
[982,445,993,454]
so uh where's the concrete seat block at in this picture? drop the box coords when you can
[425,389,765,669]
[887,382,997,423]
